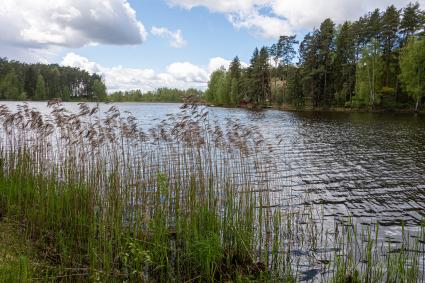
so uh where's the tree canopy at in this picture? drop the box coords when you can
[0,58,107,101]
[204,2,425,111]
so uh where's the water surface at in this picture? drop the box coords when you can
[2,101,425,237]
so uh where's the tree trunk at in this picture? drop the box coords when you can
[367,65,373,108]
[274,62,277,105]
[415,98,419,112]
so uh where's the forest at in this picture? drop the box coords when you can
[0,58,204,103]
[0,58,107,101]
[108,88,203,102]
[204,3,425,111]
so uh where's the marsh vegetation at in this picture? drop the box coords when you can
[0,102,424,282]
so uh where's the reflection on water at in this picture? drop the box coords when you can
[2,101,425,258]
[3,102,425,226]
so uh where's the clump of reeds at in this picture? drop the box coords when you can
[0,102,423,282]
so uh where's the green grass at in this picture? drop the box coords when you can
[0,219,34,282]
[0,102,423,282]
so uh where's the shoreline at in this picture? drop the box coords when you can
[204,102,425,114]
[0,99,423,115]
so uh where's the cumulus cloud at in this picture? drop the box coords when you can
[61,53,239,92]
[166,62,208,82]
[167,0,423,38]
[151,26,187,48]
[0,0,147,61]
[61,52,102,73]
[208,57,248,73]
[208,57,230,72]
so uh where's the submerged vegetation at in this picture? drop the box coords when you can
[205,2,425,112]
[0,102,424,281]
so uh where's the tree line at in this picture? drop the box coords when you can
[108,88,203,102]
[0,58,107,101]
[205,2,425,111]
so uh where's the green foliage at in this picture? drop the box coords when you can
[354,41,384,108]
[204,48,272,107]
[203,2,425,111]
[400,37,425,110]
[0,103,423,281]
[381,5,401,86]
[334,21,356,104]
[400,2,423,44]
[298,18,336,108]
[217,73,231,105]
[285,66,304,108]
[91,79,107,101]
[0,256,32,282]
[205,68,226,104]
[34,74,46,100]
[0,221,36,283]
[0,69,23,100]
[109,87,202,103]
[0,58,107,101]
[230,77,239,105]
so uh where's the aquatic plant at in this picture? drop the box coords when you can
[0,102,422,281]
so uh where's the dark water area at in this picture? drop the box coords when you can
[2,101,425,245]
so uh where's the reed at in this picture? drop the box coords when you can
[0,102,422,282]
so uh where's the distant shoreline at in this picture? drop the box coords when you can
[202,102,424,114]
[1,99,423,114]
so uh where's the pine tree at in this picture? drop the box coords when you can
[247,48,260,103]
[0,69,23,100]
[317,19,336,107]
[228,57,241,105]
[228,56,241,80]
[400,2,422,44]
[334,21,356,105]
[366,9,383,42]
[381,5,401,86]
[246,47,271,105]
[299,32,320,107]
[276,35,298,105]
[269,43,280,101]
[24,67,37,99]
[35,74,46,100]
[258,47,271,104]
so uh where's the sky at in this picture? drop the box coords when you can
[1,0,423,92]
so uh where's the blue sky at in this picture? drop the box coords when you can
[1,0,421,91]
[68,0,276,70]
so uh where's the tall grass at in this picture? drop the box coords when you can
[0,102,423,282]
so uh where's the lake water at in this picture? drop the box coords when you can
[2,101,425,239]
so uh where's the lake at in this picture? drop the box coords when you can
[2,101,425,239]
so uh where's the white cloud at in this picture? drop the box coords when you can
[61,52,102,73]
[167,0,424,38]
[0,0,147,61]
[208,57,248,73]
[151,26,187,48]
[61,53,240,92]
[166,62,208,82]
[208,57,231,73]
[227,11,292,38]
[167,0,270,13]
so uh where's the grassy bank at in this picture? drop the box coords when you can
[0,219,35,282]
[0,102,423,282]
